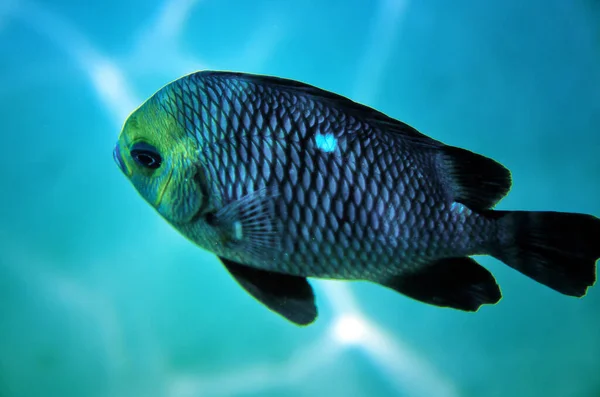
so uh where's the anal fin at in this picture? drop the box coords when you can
[219,257,317,326]
[377,257,502,311]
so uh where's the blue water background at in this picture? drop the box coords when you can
[1,1,599,396]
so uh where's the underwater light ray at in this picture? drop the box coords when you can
[9,0,139,128]
[322,283,459,396]
[0,231,128,380]
[150,0,201,42]
[134,0,202,45]
[87,60,140,126]
[318,280,361,314]
[352,0,410,103]
[359,321,460,397]
[166,334,344,397]
[128,0,210,77]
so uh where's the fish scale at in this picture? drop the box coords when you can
[160,73,461,279]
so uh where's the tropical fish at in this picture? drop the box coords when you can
[113,71,599,326]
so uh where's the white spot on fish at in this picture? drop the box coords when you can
[315,133,337,153]
[450,202,469,215]
[233,221,243,241]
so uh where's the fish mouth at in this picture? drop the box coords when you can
[113,144,129,176]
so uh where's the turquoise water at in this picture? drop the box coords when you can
[1,1,600,396]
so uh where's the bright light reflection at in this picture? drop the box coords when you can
[332,313,368,345]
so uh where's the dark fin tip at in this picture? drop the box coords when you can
[220,257,318,326]
[378,257,502,312]
[491,211,600,297]
[441,146,512,210]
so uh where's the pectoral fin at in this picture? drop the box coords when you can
[219,257,317,326]
[210,187,281,262]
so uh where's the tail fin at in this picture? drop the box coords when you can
[489,210,600,297]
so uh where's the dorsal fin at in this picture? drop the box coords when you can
[440,145,512,209]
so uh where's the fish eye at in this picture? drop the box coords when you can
[130,142,162,170]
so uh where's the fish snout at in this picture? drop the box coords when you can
[113,144,126,174]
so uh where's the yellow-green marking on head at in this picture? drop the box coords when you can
[113,90,204,225]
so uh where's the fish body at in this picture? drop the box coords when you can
[114,71,599,325]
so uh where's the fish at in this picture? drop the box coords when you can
[113,70,600,326]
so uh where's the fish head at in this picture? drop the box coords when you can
[114,95,204,225]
